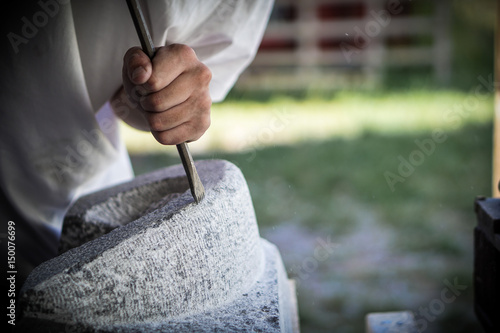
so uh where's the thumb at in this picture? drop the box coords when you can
[124,47,152,85]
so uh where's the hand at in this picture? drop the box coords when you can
[120,44,212,145]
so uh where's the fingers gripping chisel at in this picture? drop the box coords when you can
[125,0,205,203]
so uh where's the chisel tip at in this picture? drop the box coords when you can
[192,182,205,204]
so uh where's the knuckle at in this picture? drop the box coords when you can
[128,55,143,68]
[173,43,196,60]
[142,93,164,111]
[196,63,212,84]
[166,44,198,67]
[198,93,212,112]
[188,124,206,142]
[144,74,162,92]
[124,47,141,62]
[152,131,168,145]
[189,134,202,142]
[161,132,181,145]
[191,111,211,139]
[147,114,164,132]
[125,49,148,69]
[199,113,211,132]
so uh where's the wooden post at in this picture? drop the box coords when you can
[363,0,386,88]
[434,0,452,85]
[494,0,500,197]
[295,0,319,80]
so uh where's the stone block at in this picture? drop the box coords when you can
[17,160,299,332]
[365,311,417,333]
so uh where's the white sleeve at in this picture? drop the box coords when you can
[146,0,274,102]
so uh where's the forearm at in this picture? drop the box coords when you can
[110,87,150,132]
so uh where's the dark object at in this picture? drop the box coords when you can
[474,196,500,333]
[125,0,205,203]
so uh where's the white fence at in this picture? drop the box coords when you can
[236,0,451,90]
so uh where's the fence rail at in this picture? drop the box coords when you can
[236,0,451,90]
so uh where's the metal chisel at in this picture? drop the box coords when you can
[125,0,205,203]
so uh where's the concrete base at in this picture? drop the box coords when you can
[17,160,299,332]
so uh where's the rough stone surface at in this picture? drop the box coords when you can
[17,160,298,332]
[59,165,191,254]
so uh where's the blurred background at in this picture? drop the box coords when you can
[122,0,495,332]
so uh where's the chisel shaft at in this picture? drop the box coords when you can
[125,0,205,203]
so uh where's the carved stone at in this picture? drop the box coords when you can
[17,160,299,332]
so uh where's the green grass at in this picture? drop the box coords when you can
[126,90,493,333]
[122,89,493,154]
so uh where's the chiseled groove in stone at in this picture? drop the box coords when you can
[60,174,189,254]
[19,160,264,328]
[83,179,182,226]
[31,164,197,289]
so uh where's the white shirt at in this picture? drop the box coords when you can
[0,0,273,266]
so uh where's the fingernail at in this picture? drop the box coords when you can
[132,66,146,81]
